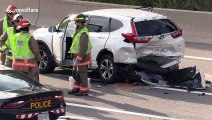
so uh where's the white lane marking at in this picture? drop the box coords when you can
[153,87,212,96]
[185,55,212,61]
[59,115,94,120]
[66,103,183,120]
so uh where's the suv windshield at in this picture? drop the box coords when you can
[134,19,178,37]
[0,70,40,91]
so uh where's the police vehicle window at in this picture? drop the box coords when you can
[87,16,109,32]
[110,18,123,32]
[0,70,40,91]
[58,17,69,32]
[134,19,178,37]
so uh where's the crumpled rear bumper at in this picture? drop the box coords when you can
[116,62,205,90]
[135,66,206,90]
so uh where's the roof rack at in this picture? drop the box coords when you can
[135,6,153,12]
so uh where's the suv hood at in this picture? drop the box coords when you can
[33,27,49,35]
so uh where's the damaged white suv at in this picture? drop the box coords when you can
[33,8,185,83]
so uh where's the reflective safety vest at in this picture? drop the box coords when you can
[13,33,35,60]
[4,27,15,59]
[0,16,9,51]
[3,16,8,33]
[68,27,92,54]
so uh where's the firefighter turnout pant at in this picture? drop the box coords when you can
[72,66,89,93]
[13,64,40,82]
[27,66,40,82]
[0,53,6,65]
[5,59,12,67]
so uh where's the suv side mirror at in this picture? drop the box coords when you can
[48,26,57,32]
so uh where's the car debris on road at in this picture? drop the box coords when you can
[136,66,205,90]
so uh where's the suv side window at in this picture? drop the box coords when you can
[110,18,123,32]
[87,16,110,32]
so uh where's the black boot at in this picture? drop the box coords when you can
[68,88,80,94]
[74,91,88,96]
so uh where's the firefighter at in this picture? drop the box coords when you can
[68,14,92,96]
[0,14,23,67]
[0,5,17,65]
[12,19,40,82]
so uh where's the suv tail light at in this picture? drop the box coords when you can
[122,21,151,43]
[171,29,182,38]
[1,101,25,109]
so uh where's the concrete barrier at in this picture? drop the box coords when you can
[0,0,212,44]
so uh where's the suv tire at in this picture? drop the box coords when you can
[98,54,116,83]
[39,45,55,73]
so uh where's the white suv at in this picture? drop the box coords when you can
[33,8,185,83]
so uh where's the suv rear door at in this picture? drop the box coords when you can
[133,19,185,58]
[87,16,110,65]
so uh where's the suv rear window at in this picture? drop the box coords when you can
[134,19,178,37]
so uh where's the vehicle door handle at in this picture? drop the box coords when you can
[97,36,105,39]
[59,35,64,39]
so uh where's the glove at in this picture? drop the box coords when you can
[4,48,12,56]
[4,48,9,54]
[74,60,80,65]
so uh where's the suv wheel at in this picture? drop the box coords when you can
[39,45,55,73]
[98,55,116,83]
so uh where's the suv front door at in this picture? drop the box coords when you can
[62,18,76,66]
[52,17,69,64]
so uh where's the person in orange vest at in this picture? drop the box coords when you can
[0,14,23,67]
[68,14,92,96]
[0,5,17,65]
[12,19,40,82]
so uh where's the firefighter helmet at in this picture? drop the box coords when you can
[74,14,88,23]
[12,14,23,23]
[5,5,17,14]
[17,19,31,29]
